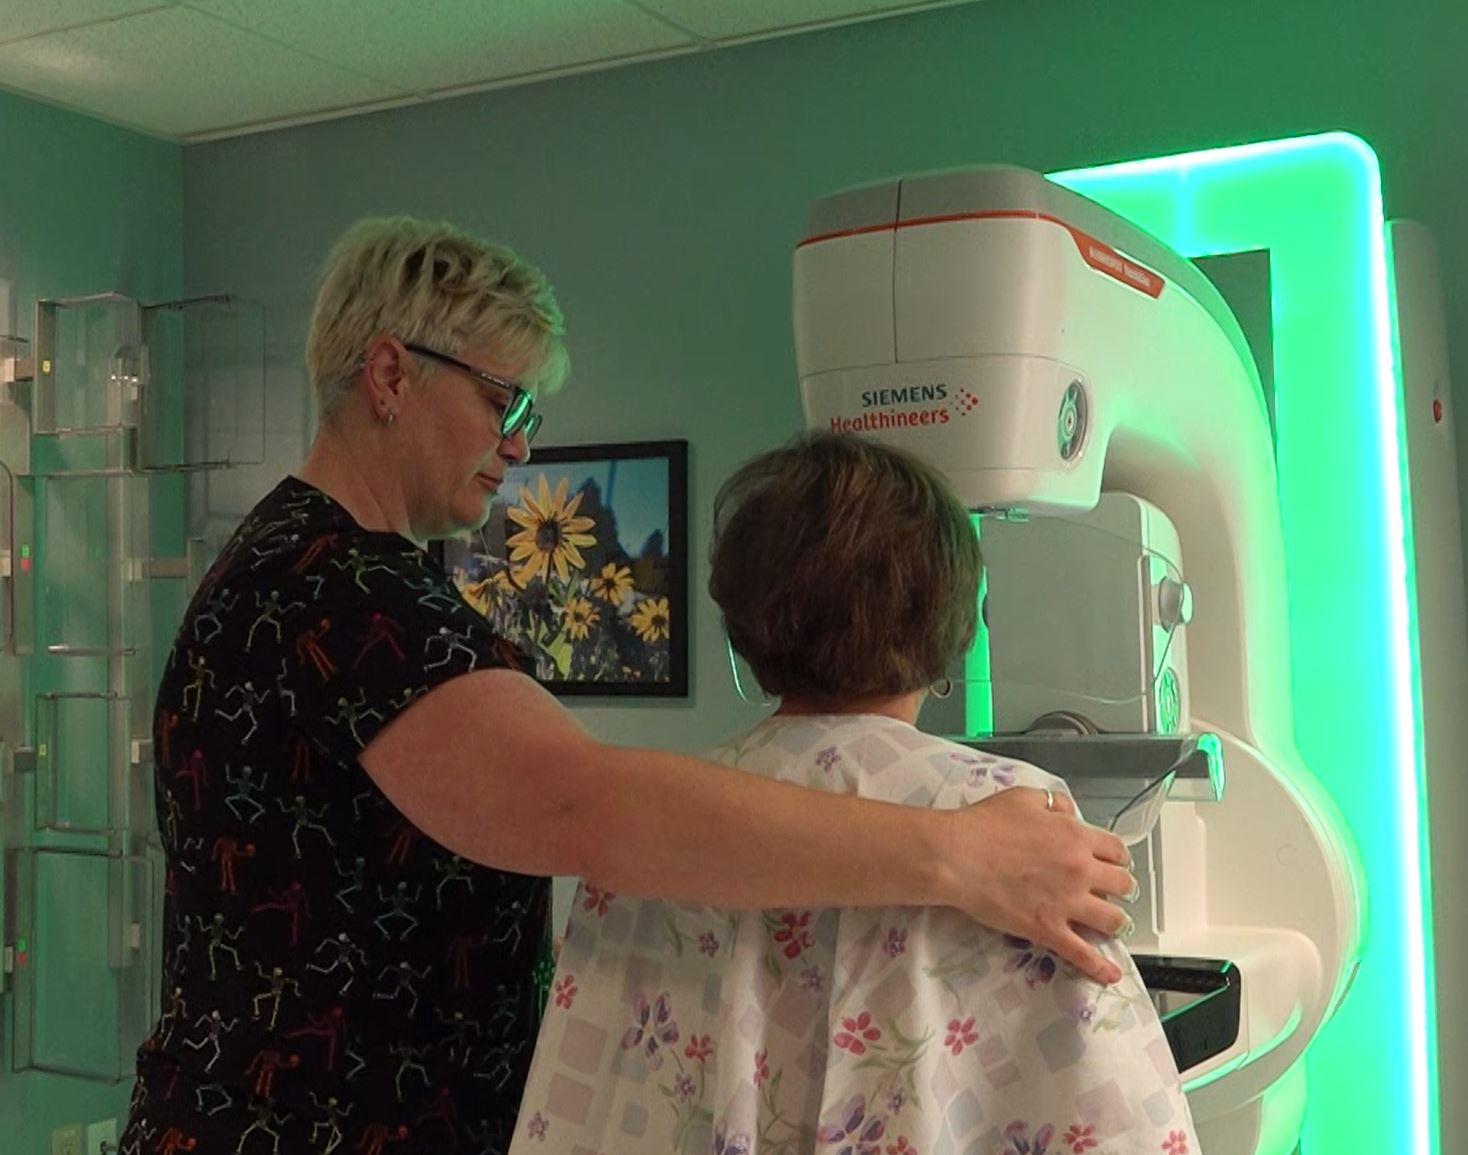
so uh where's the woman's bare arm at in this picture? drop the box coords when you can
[359,668,1133,983]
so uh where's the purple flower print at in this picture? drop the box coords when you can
[526,1112,549,1141]
[1002,1121,1054,1155]
[954,750,1019,788]
[966,763,1016,788]
[815,746,841,773]
[818,1094,887,1155]
[884,928,908,958]
[713,1122,751,1155]
[698,931,720,957]
[1003,935,1058,989]
[801,964,825,994]
[620,991,680,1068]
[673,1073,696,1100]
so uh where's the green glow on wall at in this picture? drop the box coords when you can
[1048,134,1434,1154]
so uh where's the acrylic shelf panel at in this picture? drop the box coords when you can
[31,294,143,440]
[33,691,132,835]
[140,295,265,472]
[33,472,150,658]
[9,847,157,1082]
[0,458,34,658]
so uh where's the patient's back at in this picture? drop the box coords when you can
[510,714,1198,1155]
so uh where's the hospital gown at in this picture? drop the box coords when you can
[509,714,1199,1155]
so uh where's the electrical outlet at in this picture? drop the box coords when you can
[85,1118,117,1155]
[51,1123,82,1155]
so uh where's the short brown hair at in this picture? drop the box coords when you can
[709,433,981,705]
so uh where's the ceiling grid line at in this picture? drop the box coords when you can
[0,2,178,50]
[0,0,984,142]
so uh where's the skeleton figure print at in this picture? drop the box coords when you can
[122,478,550,1155]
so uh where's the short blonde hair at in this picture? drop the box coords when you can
[306,216,569,423]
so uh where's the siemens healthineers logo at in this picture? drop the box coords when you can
[829,383,977,433]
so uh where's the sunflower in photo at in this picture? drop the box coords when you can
[561,595,600,640]
[506,474,597,587]
[459,564,516,611]
[629,596,671,643]
[588,562,634,604]
[456,574,494,615]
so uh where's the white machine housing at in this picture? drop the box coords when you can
[793,167,1362,1154]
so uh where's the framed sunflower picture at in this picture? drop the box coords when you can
[435,440,689,696]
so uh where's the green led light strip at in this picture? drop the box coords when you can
[1047,133,1434,1154]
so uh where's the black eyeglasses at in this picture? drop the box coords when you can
[403,341,542,443]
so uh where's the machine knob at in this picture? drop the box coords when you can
[1057,380,1088,461]
[1156,668,1181,734]
[1025,710,1099,736]
[1158,577,1193,629]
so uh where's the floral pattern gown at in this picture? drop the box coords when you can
[509,714,1198,1155]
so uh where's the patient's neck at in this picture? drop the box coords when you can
[776,690,923,725]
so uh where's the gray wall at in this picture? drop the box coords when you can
[0,87,181,1155]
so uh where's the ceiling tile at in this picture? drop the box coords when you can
[634,0,973,41]
[0,0,166,48]
[184,0,694,95]
[0,5,406,137]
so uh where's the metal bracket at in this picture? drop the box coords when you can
[0,357,34,386]
[0,334,32,388]
[142,557,191,580]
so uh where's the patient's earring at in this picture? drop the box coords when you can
[382,408,396,427]
[930,676,953,700]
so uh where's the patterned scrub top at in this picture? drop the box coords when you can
[120,477,552,1155]
[510,715,1199,1155]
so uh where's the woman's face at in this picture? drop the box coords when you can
[402,341,533,539]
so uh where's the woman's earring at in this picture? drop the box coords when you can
[383,409,396,427]
[930,676,953,700]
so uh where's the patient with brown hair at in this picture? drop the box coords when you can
[512,432,1197,1155]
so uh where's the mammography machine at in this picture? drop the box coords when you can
[791,165,1367,1154]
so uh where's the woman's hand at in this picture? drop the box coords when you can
[945,786,1135,984]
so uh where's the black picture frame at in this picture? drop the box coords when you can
[432,439,688,697]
